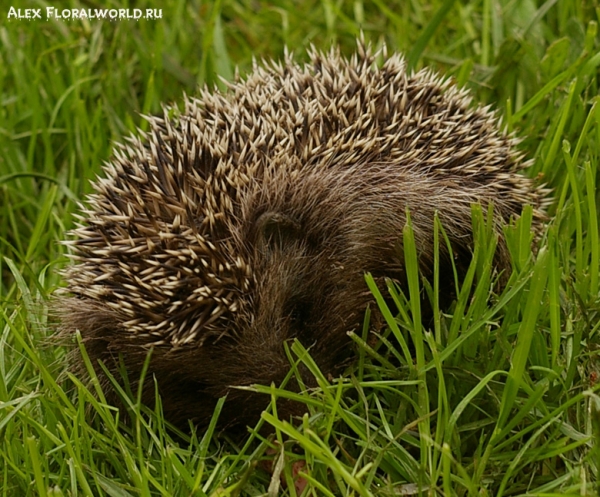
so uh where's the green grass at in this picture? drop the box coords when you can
[1,0,600,495]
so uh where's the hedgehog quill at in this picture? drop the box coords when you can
[58,43,545,431]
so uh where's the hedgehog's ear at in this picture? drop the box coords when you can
[255,211,302,251]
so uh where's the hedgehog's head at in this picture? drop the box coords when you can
[59,158,376,431]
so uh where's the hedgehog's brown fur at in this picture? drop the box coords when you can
[58,43,545,431]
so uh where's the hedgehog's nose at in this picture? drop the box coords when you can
[294,361,319,390]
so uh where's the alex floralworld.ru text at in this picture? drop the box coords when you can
[7,7,163,20]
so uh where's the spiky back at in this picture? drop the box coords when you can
[63,44,540,346]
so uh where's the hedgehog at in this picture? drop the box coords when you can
[58,42,545,432]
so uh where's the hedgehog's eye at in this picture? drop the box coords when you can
[255,211,301,251]
[287,299,313,333]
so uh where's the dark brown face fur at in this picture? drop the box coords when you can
[58,45,545,433]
